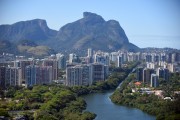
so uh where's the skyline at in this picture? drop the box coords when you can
[0,0,180,49]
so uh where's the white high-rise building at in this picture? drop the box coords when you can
[146,62,155,69]
[110,52,119,62]
[94,53,109,66]
[87,48,94,63]
[69,53,80,64]
[88,48,93,57]
[56,53,66,69]
[117,56,123,67]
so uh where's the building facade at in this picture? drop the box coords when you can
[66,64,92,86]
[66,63,108,86]
[0,66,6,89]
[25,65,52,87]
[43,59,58,80]
[5,67,22,87]
[136,67,143,82]
[151,74,159,87]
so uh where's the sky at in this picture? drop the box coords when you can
[0,0,180,49]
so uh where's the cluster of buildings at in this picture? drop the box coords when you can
[135,51,180,87]
[0,48,180,89]
[0,49,109,88]
[66,49,109,86]
[136,67,169,87]
[0,58,59,88]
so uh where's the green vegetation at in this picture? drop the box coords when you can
[0,39,55,57]
[159,72,180,97]
[0,85,96,120]
[0,108,9,117]
[110,72,180,120]
[18,45,55,57]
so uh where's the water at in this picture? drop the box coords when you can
[82,91,156,120]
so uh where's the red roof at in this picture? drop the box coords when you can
[134,82,141,86]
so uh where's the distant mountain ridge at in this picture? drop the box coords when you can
[0,12,139,53]
[0,19,57,41]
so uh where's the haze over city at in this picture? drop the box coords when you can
[0,0,180,49]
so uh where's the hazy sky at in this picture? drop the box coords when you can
[0,0,180,49]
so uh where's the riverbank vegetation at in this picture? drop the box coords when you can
[110,72,180,120]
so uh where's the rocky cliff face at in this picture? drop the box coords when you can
[0,12,139,52]
[0,19,57,41]
[55,12,138,51]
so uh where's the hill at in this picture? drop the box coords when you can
[0,40,55,57]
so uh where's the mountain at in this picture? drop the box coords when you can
[0,12,139,53]
[0,40,18,54]
[0,19,57,42]
[55,12,139,52]
[0,40,55,57]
